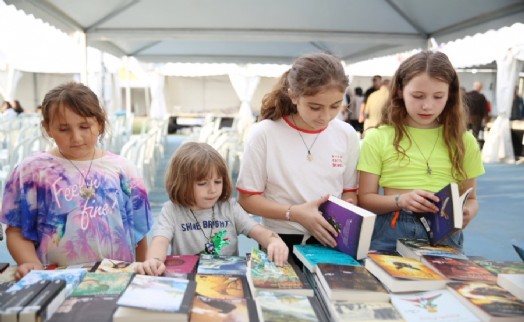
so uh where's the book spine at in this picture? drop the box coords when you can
[0,280,50,322]
[18,280,67,322]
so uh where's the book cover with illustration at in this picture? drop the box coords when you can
[255,290,327,322]
[48,296,119,322]
[195,274,251,299]
[447,281,524,321]
[164,254,199,278]
[95,258,137,273]
[71,272,134,297]
[417,183,472,245]
[7,268,88,297]
[391,289,480,321]
[473,259,524,276]
[190,295,259,322]
[293,244,360,273]
[248,248,312,297]
[328,302,404,322]
[396,238,468,261]
[421,255,497,283]
[197,254,247,276]
[319,195,376,260]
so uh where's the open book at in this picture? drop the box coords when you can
[417,183,472,246]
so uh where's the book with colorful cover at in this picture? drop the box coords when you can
[390,289,480,322]
[48,296,119,322]
[315,263,389,302]
[164,255,199,278]
[190,295,259,322]
[497,274,524,301]
[396,238,468,261]
[248,248,313,297]
[319,195,376,260]
[293,244,361,273]
[364,254,447,293]
[197,254,247,276]
[7,268,88,297]
[255,290,327,322]
[195,274,251,299]
[71,272,134,297]
[417,183,472,246]
[474,259,524,276]
[95,258,137,273]
[447,281,524,322]
[421,255,497,283]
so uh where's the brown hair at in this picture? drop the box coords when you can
[259,53,348,120]
[381,50,468,180]
[165,142,232,207]
[41,82,108,139]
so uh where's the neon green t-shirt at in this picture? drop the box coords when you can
[357,125,485,192]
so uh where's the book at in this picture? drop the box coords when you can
[447,281,524,322]
[247,248,313,297]
[390,289,480,321]
[421,255,497,283]
[293,244,361,273]
[255,290,327,322]
[364,254,447,293]
[190,295,259,322]
[396,238,468,261]
[327,302,404,322]
[95,258,137,273]
[18,279,67,322]
[71,272,134,297]
[113,274,196,322]
[473,260,524,276]
[195,274,251,299]
[164,254,199,278]
[0,280,50,322]
[48,296,119,322]
[0,281,15,292]
[196,254,247,276]
[7,268,88,298]
[319,195,376,260]
[417,182,472,245]
[497,274,524,301]
[315,263,389,302]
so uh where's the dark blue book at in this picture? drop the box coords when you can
[417,183,472,246]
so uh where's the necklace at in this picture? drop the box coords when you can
[189,206,216,254]
[291,114,321,161]
[59,149,96,199]
[410,129,440,175]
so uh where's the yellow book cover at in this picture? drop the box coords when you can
[195,274,249,300]
[368,254,445,281]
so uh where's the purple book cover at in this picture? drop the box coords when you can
[319,196,376,260]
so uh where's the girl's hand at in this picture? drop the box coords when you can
[265,235,289,266]
[462,206,475,229]
[136,258,165,276]
[15,262,44,281]
[293,195,338,248]
[397,190,439,213]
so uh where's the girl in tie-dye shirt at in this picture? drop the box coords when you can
[0,82,152,280]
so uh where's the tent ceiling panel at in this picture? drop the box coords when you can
[5,0,524,65]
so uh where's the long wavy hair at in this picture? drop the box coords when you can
[259,53,348,120]
[381,51,468,180]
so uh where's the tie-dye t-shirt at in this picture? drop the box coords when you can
[0,151,153,266]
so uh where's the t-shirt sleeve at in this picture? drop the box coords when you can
[152,203,176,240]
[357,128,383,175]
[236,123,267,194]
[230,200,259,236]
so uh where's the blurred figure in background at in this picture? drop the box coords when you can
[464,81,488,144]
[510,87,524,120]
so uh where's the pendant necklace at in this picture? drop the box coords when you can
[410,129,440,175]
[291,114,321,161]
[59,149,96,199]
[189,206,216,255]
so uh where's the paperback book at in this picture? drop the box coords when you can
[18,279,67,322]
[319,195,376,260]
[71,272,134,297]
[7,268,88,297]
[473,260,524,276]
[164,254,199,278]
[95,258,137,273]
[421,255,497,283]
[327,302,404,322]
[0,280,50,320]
[255,290,327,322]
[497,274,524,301]
[417,183,472,245]
[48,296,119,322]
[293,244,360,273]
[364,254,447,293]
[190,295,259,322]
[195,274,251,299]
[197,254,247,276]
[396,238,468,261]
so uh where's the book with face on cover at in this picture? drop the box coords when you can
[190,295,259,322]
[421,255,497,283]
[396,238,468,261]
[319,195,376,260]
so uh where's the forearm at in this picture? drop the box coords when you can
[238,193,290,221]
[6,227,41,266]
[145,236,170,261]
[358,193,399,215]
[135,237,148,262]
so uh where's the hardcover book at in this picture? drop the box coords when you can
[7,268,88,298]
[421,255,497,283]
[396,238,468,261]
[390,289,480,322]
[48,296,119,322]
[293,244,361,273]
[364,254,447,293]
[164,254,199,278]
[197,254,247,276]
[497,274,524,301]
[248,248,313,297]
[255,290,327,322]
[190,295,259,322]
[315,263,389,302]
[71,272,134,297]
[447,281,524,322]
[195,274,251,299]
[95,258,137,273]
[319,195,376,260]
[18,279,67,322]
[473,260,524,276]
[417,183,472,245]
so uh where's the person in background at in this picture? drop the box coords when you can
[0,100,17,122]
[347,86,364,133]
[359,75,382,124]
[510,86,524,120]
[362,79,390,136]
[12,100,24,115]
[136,142,288,276]
[464,81,488,143]
[0,82,152,280]
[236,53,360,255]
[357,51,484,253]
